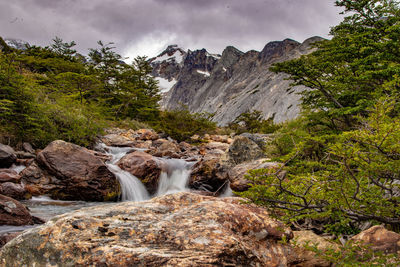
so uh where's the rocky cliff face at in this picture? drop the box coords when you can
[150,37,323,125]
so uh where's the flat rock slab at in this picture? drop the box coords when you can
[0,192,294,266]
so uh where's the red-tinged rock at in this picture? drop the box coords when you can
[0,169,20,183]
[350,225,400,254]
[0,192,295,266]
[24,140,120,201]
[118,151,162,194]
[0,194,35,226]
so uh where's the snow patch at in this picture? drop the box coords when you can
[207,52,221,60]
[154,50,184,64]
[155,77,177,93]
[197,70,211,77]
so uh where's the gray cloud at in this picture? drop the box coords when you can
[0,0,343,59]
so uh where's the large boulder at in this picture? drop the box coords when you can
[0,194,38,226]
[189,153,230,193]
[24,140,120,201]
[226,136,265,165]
[117,151,162,195]
[350,225,400,254]
[0,144,17,168]
[229,159,281,192]
[0,192,295,266]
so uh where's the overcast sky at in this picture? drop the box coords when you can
[0,0,344,61]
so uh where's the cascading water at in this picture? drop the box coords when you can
[156,158,195,196]
[97,143,150,202]
[97,143,195,202]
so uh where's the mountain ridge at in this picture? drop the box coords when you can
[150,36,324,125]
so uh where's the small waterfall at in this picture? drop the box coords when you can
[97,143,195,201]
[156,158,194,196]
[97,143,149,202]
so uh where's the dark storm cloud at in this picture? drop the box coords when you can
[0,0,343,59]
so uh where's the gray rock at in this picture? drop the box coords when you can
[0,144,17,168]
[227,136,265,165]
[155,37,324,125]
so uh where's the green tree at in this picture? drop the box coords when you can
[271,0,400,130]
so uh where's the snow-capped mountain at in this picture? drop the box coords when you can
[4,38,30,50]
[150,37,323,125]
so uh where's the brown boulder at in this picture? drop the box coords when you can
[20,162,58,196]
[0,194,36,226]
[288,230,340,267]
[136,128,159,141]
[100,134,136,147]
[29,140,120,201]
[0,169,20,183]
[118,151,162,194]
[0,144,16,168]
[0,182,30,200]
[350,225,400,254]
[204,141,230,152]
[0,192,294,266]
[151,139,181,158]
[229,159,281,192]
[189,153,229,194]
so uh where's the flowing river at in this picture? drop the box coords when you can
[1,143,205,235]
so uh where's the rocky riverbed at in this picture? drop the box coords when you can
[1,128,399,266]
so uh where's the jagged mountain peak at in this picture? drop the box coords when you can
[259,38,300,62]
[3,38,30,50]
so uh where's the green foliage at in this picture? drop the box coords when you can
[271,0,400,130]
[153,107,217,142]
[229,110,280,134]
[242,0,400,234]
[0,37,161,147]
[241,98,400,232]
[303,240,398,266]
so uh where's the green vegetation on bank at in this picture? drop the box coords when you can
[0,38,216,147]
[241,0,400,238]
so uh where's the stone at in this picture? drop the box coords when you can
[14,151,35,159]
[0,194,36,226]
[22,142,35,154]
[226,136,265,165]
[0,144,16,168]
[0,192,295,266]
[229,159,281,192]
[0,169,20,183]
[0,182,30,200]
[100,134,135,147]
[289,231,339,267]
[210,135,229,143]
[350,225,400,254]
[118,151,162,195]
[204,141,230,152]
[29,140,120,201]
[136,128,159,141]
[189,153,229,193]
[151,139,181,158]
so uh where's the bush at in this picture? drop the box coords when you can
[153,108,216,142]
[240,98,400,233]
